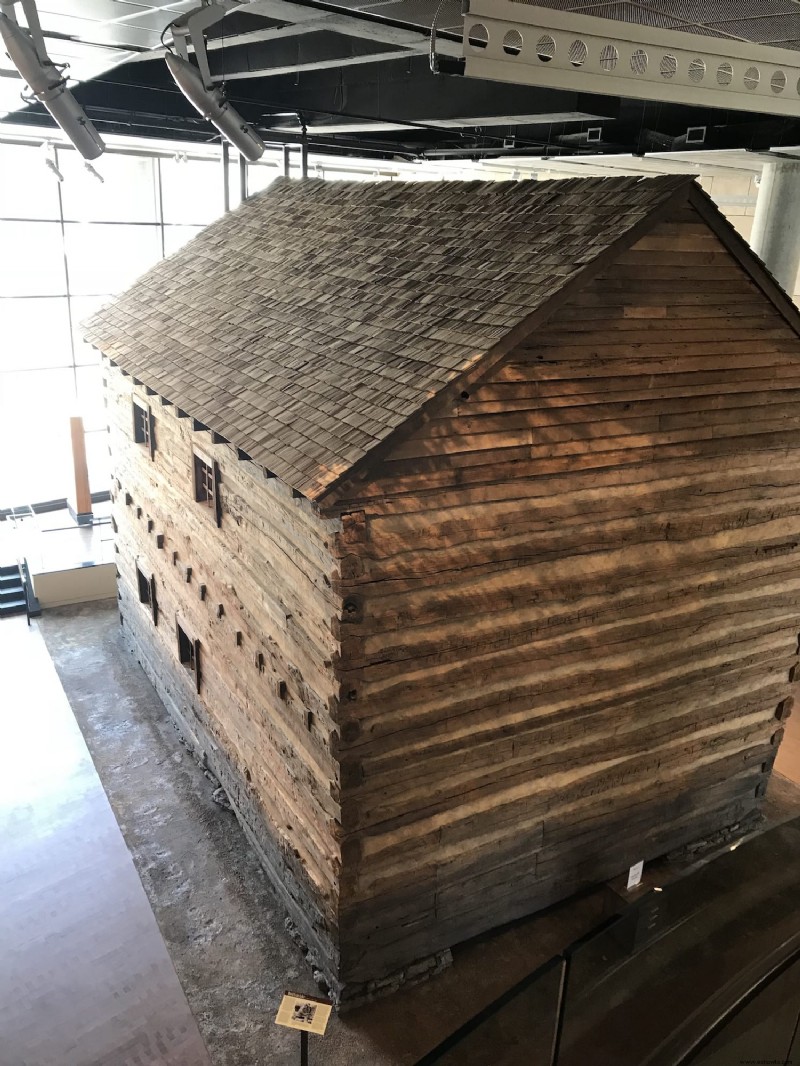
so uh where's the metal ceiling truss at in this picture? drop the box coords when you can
[461,3,800,118]
[6,0,800,160]
[142,0,463,79]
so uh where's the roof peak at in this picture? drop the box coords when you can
[85,172,697,500]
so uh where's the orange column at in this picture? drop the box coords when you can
[69,416,92,524]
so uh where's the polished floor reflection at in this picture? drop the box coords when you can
[0,503,115,575]
[0,615,211,1066]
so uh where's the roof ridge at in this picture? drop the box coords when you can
[317,174,696,505]
[85,173,700,501]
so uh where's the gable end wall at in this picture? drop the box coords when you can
[330,206,800,983]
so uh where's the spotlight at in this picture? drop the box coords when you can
[0,9,105,160]
[164,3,265,162]
[165,52,264,162]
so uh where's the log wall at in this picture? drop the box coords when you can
[106,365,346,990]
[330,207,800,983]
[106,201,800,997]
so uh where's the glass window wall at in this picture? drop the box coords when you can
[0,142,228,509]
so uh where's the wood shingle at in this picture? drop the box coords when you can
[84,174,692,500]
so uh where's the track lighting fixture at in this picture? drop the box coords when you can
[0,0,105,160]
[165,51,265,162]
[164,3,265,162]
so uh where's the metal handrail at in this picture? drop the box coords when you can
[652,935,800,1066]
[413,820,800,1066]
[19,558,41,623]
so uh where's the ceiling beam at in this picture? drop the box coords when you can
[203,27,423,81]
[131,0,462,67]
[461,2,800,118]
[244,0,460,52]
[278,109,605,132]
[207,17,347,47]
[254,53,616,130]
[217,47,426,79]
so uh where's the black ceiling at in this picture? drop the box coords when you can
[4,0,800,161]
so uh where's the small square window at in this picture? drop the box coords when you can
[193,451,221,526]
[177,621,200,691]
[136,562,158,624]
[137,565,151,605]
[133,400,156,458]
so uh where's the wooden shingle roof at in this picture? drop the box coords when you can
[85,174,694,500]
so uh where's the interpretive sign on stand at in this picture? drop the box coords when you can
[276,991,332,1065]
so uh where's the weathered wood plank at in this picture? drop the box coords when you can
[105,200,800,997]
[107,365,348,994]
[328,207,800,987]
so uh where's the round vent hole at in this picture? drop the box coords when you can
[689,58,706,82]
[771,70,787,94]
[744,66,760,90]
[569,39,587,67]
[503,29,523,56]
[717,62,733,86]
[600,44,618,71]
[468,23,488,50]
[630,49,648,76]
[536,33,555,62]
[660,54,678,79]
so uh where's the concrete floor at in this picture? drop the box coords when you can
[35,600,800,1066]
[36,601,616,1065]
[0,615,210,1066]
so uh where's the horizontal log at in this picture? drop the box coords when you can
[331,210,799,983]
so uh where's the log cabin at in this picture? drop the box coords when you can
[84,174,800,1004]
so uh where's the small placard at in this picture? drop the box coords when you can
[627,860,644,890]
[275,992,332,1037]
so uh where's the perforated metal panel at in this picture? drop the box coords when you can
[463,0,800,116]
[523,1,800,50]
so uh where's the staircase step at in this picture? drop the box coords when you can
[0,573,21,587]
[0,599,27,616]
[0,565,20,578]
[0,585,24,602]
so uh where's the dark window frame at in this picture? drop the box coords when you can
[176,619,201,692]
[136,560,158,625]
[192,449,222,527]
[133,399,156,459]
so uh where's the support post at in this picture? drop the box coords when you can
[283,143,291,178]
[751,161,800,301]
[300,1030,309,1066]
[300,121,308,179]
[222,141,230,212]
[68,415,92,526]
[549,954,570,1066]
[239,152,248,202]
